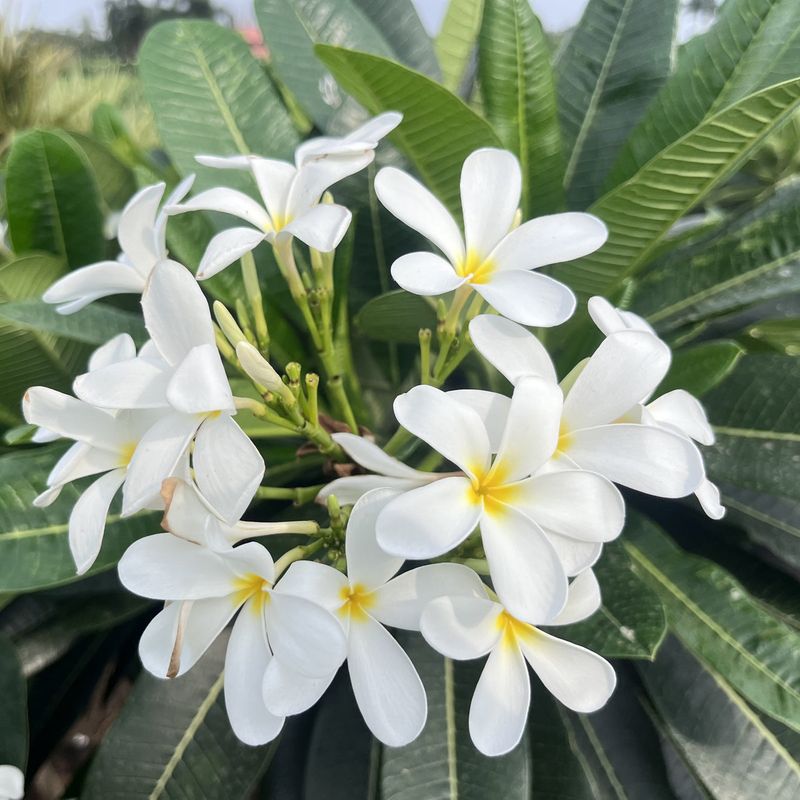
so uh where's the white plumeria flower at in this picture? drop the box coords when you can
[421,570,615,757]
[23,334,167,574]
[72,259,264,522]
[42,176,195,314]
[470,314,705,501]
[272,489,485,746]
[294,111,402,164]
[0,766,24,800]
[374,148,607,326]
[587,297,724,519]
[375,379,625,620]
[118,535,346,746]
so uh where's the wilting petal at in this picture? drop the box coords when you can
[69,468,126,574]
[74,356,172,409]
[474,270,576,327]
[562,331,671,430]
[276,561,349,613]
[193,415,264,523]
[332,432,433,480]
[587,295,655,336]
[461,148,520,257]
[491,212,607,271]
[372,563,486,631]
[375,167,465,265]
[195,227,266,280]
[647,390,714,446]
[420,595,501,659]
[347,613,426,747]
[317,475,428,505]
[167,344,234,414]
[546,532,602,577]
[447,390,511,452]
[469,314,557,384]
[391,251,465,296]
[696,478,725,520]
[376,477,481,559]
[281,203,351,252]
[160,477,236,550]
[42,262,146,313]
[519,630,616,713]
[262,656,334,716]
[550,569,602,626]
[88,333,137,372]
[469,643,529,757]
[166,187,271,230]
[481,504,567,623]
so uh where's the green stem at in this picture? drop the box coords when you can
[274,538,326,579]
[256,484,324,505]
[241,250,269,354]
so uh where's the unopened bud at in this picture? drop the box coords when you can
[213,301,247,348]
[236,342,294,404]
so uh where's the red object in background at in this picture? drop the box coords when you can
[239,26,268,60]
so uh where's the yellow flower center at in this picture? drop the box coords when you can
[455,250,495,285]
[271,212,294,232]
[338,582,375,623]
[496,609,539,649]
[233,573,272,614]
[557,421,573,454]
[119,441,138,467]
[465,460,520,513]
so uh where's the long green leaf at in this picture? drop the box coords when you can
[5,130,105,268]
[555,78,800,295]
[69,132,138,211]
[83,634,279,799]
[355,290,437,343]
[624,513,800,732]
[658,340,744,397]
[479,0,564,216]
[0,637,26,771]
[556,0,679,209]
[139,20,299,195]
[435,0,485,93]
[640,636,800,799]
[610,0,800,189]
[315,45,502,215]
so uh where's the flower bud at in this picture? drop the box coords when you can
[236,342,294,404]
[213,301,247,348]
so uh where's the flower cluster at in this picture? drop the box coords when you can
[23,112,721,757]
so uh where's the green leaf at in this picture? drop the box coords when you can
[69,132,138,211]
[658,340,744,397]
[0,446,158,592]
[640,636,800,799]
[355,290,437,343]
[382,632,530,798]
[478,0,565,216]
[555,78,800,296]
[139,20,299,194]
[745,318,800,355]
[610,0,800,189]
[624,512,800,733]
[5,130,105,268]
[315,45,502,215]
[0,299,146,346]
[556,0,679,209]
[0,636,26,769]
[435,0,485,93]
[554,540,666,660]
[83,634,279,800]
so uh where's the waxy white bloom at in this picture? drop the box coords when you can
[73,259,264,522]
[421,570,615,757]
[273,489,485,746]
[42,176,194,314]
[0,766,24,800]
[470,314,705,501]
[587,297,724,518]
[375,380,625,620]
[118,535,346,745]
[167,113,401,280]
[375,148,607,326]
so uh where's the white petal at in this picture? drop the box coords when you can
[696,478,725,520]
[491,213,607,271]
[519,629,616,713]
[481,504,567,623]
[262,656,334,716]
[588,295,646,336]
[247,158,295,222]
[469,314,557,384]
[223,541,276,583]
[345,488,404,590]
[474,270,576,327]
[196,154,252,170]
[142,260,216,365]
[550,569,602,626]
[166,187,271,230]
[393,384,491,476]
[347,614,427,747]
[390,251,465,296]
[122,411,199,514]
[372,563,486,631]
[546,532,602,577]
[225,601,285,745]
[281,203,351,252]
[469,643,529,757]
[375,166,464,265]
[73,356,172,409]
[286,157,370,217]
[420,595,502,659]
[88,333,137,371]
[45,442,123,496]
[275,561,349,613]
[193,415,264,523]
[317,475,428,505]
[42,262,145,312]
[68,468,126,574]
[461,148,520,257]
[446,389,511,452]
[647,390,715,445]
[511,470,624,543]
[0,765,24,800]
[566,423,705,498]
[166,345,234,414]
[332,432,434,480]
[160,477,237,550]
[376,477,482,559]
[155,174,196,255]
[195,227,267,280]
[562,331,671,430]
[31,427,60,443]
[117,183,165,273]
[490,376,561,483]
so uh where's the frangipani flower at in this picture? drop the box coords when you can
[421,570,615,757]
[0,766,24,800]
[294,111,402,164]
[272,489,485,746]
[42,176,194,314]
[469,314,705,500]
[376,379,624,620]
[118,535,346,745]
[73,259,264,522]
[375,148,607,326]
